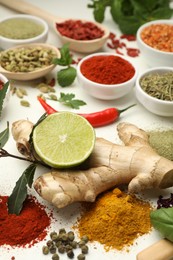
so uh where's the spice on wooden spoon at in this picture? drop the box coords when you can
[0,0,110,53]
[0,43,60,81]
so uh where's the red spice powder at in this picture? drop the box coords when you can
[80,55,135,84]
[141,24,173,52]
[0,80,4,90]
[56,19,104,40]
[0,195,51,247]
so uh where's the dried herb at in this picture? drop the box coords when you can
[140,72,173,101]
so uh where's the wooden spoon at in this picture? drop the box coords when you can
[137,239,173,260]
[0,43,60,81]
[0,0,110,53]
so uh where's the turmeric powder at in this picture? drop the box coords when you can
[76,188,152,251]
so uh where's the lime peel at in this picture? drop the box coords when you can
[33,112,95,168]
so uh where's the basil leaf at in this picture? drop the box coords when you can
[0,82,9,118]
[8,163,37,215]
[150,207,173,242]
[0,122,9,148]
[57,67,77,87]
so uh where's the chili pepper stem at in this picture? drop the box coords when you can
[118,104,136,114]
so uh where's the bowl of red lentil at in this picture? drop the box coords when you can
[77,53,138,100]
[135,67,173,117]
[0,73,10,109]
[136,19,173,67]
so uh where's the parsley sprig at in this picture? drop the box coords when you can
[53,43,77,87]
[43,92,86,110]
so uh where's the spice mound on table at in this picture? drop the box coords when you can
[76,188,152,251]
[55,19,104,40]
[0,195,51,247]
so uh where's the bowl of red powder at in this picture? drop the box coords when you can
[77,53,137,100]
[0,73,10,110]
[136,19,173,67]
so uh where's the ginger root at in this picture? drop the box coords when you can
[11,120,173,208]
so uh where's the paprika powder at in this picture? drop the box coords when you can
[0,195,51,247]
[80,55,135,84]
[55,19,104,40]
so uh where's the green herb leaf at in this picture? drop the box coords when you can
[58,92,86,109]
[52,43,72,66]
[8,163,37,215]
[57,67,77,87]
[88,0,112,22]
[89,0,173,34]
[0,122,9,148]
[150,207,173,242]
[0,82,9,118]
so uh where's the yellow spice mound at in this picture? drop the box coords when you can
[77,188,152,251]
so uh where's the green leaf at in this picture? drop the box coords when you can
[58,92,86,109]
[88,0,112,22]
[0,121,9,148]
[150,207,173,242]
[57,67,77,87]
[8,163,37,215]
[110,0,173,34]
[52,43,72,66]
[0,82,9,118]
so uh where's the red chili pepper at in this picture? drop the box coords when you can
[37,97,135,128]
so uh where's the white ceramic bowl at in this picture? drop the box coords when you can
[0,14,48,50]
[136,19,173,67]
[0,73,10,109]
[135,67,173,117]
[77,53,138,100]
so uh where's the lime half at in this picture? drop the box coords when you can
[33,112,95,168]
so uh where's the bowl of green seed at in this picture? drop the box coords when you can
[0,43,60,80]
[135,67,173,117]
[0,14,48,50]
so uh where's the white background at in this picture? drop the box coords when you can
[0,1,173,259]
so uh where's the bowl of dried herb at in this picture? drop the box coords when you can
[135,67,173,117]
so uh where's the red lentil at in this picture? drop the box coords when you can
[141,24,173,52]
[55,19,104,40]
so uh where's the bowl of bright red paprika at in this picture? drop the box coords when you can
[77,53,138,100]
[136,19,173,67]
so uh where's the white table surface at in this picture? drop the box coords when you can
[0,1,173,260]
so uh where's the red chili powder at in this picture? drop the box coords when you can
[0,80,4,90]
[0,195,51,247]
[80,55,135,84]
[56,19,104,40]
[141,24,173,52]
